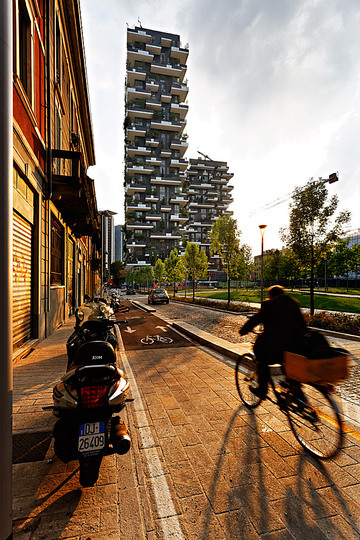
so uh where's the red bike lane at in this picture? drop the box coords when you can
[115,303,194,351]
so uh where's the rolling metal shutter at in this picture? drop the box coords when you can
[13,212,32,348]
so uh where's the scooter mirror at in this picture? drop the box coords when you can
[75,308,84,326]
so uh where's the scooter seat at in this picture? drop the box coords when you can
[74,340,116,367]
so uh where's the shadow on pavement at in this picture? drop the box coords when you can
[13,472,81,539]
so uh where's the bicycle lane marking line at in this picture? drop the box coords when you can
[115,326,185,539]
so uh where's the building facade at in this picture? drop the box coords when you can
[13,0,101,352]
[99,210,117,281]
[124,26,189,267]
[115,224,124,262]
[185,158,234,270]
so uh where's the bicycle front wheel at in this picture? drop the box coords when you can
[286,382,343,459]
[235,353,262,409]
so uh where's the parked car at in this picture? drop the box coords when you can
[126,287,135,295]
[148,288,169,305]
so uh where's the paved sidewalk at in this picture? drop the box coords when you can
[12,321,141,539]
[12,310,360,539]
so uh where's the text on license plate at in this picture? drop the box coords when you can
[78,421,105,453]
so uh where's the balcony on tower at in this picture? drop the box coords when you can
[126,124,146,143]
[150,177,182,186]
[170,138,188,157]
[127,46,154,65]
[170,158,187,172]
[127,145,151,158]
[127,87,151,101]
[127,28,152,45]
[126,68,146,85]
[125,183,146,195]
[170,46,189,65]
[127,106,153,121]
[126,163,153,175]
[170,103,188,120]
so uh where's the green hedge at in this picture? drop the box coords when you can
[174,295,253,313]
[174,297,360,336]
[304,311,360,336]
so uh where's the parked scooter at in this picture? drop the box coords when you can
[49,300,132,487]
[110,292,130,315]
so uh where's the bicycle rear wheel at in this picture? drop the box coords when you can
[235,353,262,408]
[286,382,343,459]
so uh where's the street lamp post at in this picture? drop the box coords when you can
[259,225,267,303]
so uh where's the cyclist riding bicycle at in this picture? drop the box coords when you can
[239,285,306,399]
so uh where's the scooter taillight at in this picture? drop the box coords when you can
[80,384,108,408]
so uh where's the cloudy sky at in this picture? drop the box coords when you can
[81,0,360,255]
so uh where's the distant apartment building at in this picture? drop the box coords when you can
[343,228,360,279]
[124,26,189,266]
[115,224,124,261]
[100,210,117,281]
[185,158,234,270]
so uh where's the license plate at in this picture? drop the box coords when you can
[78,421,105,453]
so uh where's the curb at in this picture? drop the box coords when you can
[131,300,156,313]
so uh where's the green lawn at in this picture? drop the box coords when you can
[193,290,360,314]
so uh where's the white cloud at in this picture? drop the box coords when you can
[81,0,360,252]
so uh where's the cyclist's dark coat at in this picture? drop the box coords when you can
[241,294,306,347]
[240,294,306,395]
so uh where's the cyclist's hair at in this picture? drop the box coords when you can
[267,285,285,299]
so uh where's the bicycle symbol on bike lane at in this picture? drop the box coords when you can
[140,334,173,345]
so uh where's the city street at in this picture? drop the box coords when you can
[12,298,360,539]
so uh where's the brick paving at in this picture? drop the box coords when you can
[11,301,360,539]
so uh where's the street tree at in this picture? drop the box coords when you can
[154,258,165,287]
[351,243,360,287]
[164,248,185,298]
[110,260,128,287]
[183,242,208,301]
[235,244,253,289]
[278,249,302,289]
[328,239,354,291]
[209,215,242,307]
[281,178,350,314]
[263,249,282,283]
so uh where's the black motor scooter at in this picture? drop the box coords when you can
[48,301,132,487]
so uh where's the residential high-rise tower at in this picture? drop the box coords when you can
[186,158,234,271]
[124,27,189,266]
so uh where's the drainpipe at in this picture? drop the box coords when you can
[0,1,13,538]
[45,0,52,330]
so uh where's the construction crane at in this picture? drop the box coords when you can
[249,172,339,217]
[197,150,214,161]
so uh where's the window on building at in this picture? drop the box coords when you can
[160,52,166,65]
[55,13,62,85]
[134,60,144,70]
[18,0,31,97]
[51,215,64,285]
[160,186,166,200]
